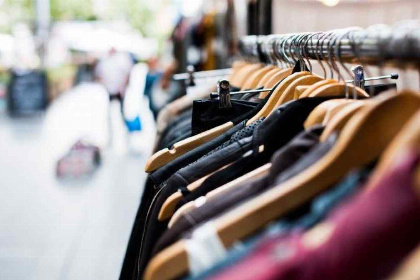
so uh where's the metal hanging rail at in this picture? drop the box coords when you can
[239,22,420,67]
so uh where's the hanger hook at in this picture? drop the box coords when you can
[297,33,311,72]
[320,31,335,79]
[288,34,299,65]
[313,32,327,79]
[264,35,274,65]
[336,28,363,98]
[274,35,286,68]
[302,32,317,73]
[292,33,305,70]
[282,34,295,66]
[328,30,344,84]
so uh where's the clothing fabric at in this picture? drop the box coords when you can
[164,98,260,148]
[158,109,193,150]
[135,135,255,280]
[191,99,258,135]
[153,128,335,255]
[150,74,285,186]
[150,121,246,186]
[141,97,340,277]
[185,221,227,276]
[121,120,255,280]
[135,96,332,279]
[175,97,340,210]
[184,165,371,280]
[209,150,420,280]
[121,69,308,280]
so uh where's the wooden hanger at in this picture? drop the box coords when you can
[304,99,352,129]
[256,67,283,88]
[144,91,420,280]
[365,99,420,190]
[267,74,324,113]
[229,63,257,86]
[145,122,234,172]
[294,85,310,99]
[299,79,336,99]
[259,68,293,97]
[166,163,271,225]
[319,101,367,142]
[246,71,311,125]
[227,61,249,81]
[222,62,249,88]
[231,63,264,88]
[158,164,232,221]
[308,82,369,98]
[240,65,276,91]
[321,100,357,125]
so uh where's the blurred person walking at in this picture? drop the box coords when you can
[95,48,134,147]
[95,47,134,112]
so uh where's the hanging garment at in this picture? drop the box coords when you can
[171,98,341,211]
[191,99,259,135]
[183,166,372,280]
[152,125,325,254]
[208,150,420,280]
[153,132,339,257]
[135,96,342,279]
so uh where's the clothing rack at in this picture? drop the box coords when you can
[239,23,420,66]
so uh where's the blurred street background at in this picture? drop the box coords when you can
[0,0,231,279]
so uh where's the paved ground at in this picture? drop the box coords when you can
[0,82,155,280]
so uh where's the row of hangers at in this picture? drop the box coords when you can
[142,22,420,280]
[145,22,419,173]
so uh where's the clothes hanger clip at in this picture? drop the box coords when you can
[217,79,232,109]
[352,65,365,91]
[186,65,195,87]
[345,73,398,84]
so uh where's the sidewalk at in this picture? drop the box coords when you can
[0,82,154,280]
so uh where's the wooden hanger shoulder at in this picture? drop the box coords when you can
[145,122,233,172]
[260,68,293,97]
[270,74,323,111]
[308,82,369,98]
[232,63,264,88]
[366,93,420,189]
[144,91,420,280]
[294,85,310,99]
[320,101,366,142]
[322,100,356,125]
[304,99,352,129]
[246,71,310,125]
[256,68,282,88]
[228,63,254,86]
[227,61,249,82]
[299,79,336,99]
[144,240,188,280]
[240,65,276,91]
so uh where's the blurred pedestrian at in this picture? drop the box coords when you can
[94,47,134,113]
[95,48,134,147]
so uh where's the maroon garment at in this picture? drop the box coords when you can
[209,150,420,280]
